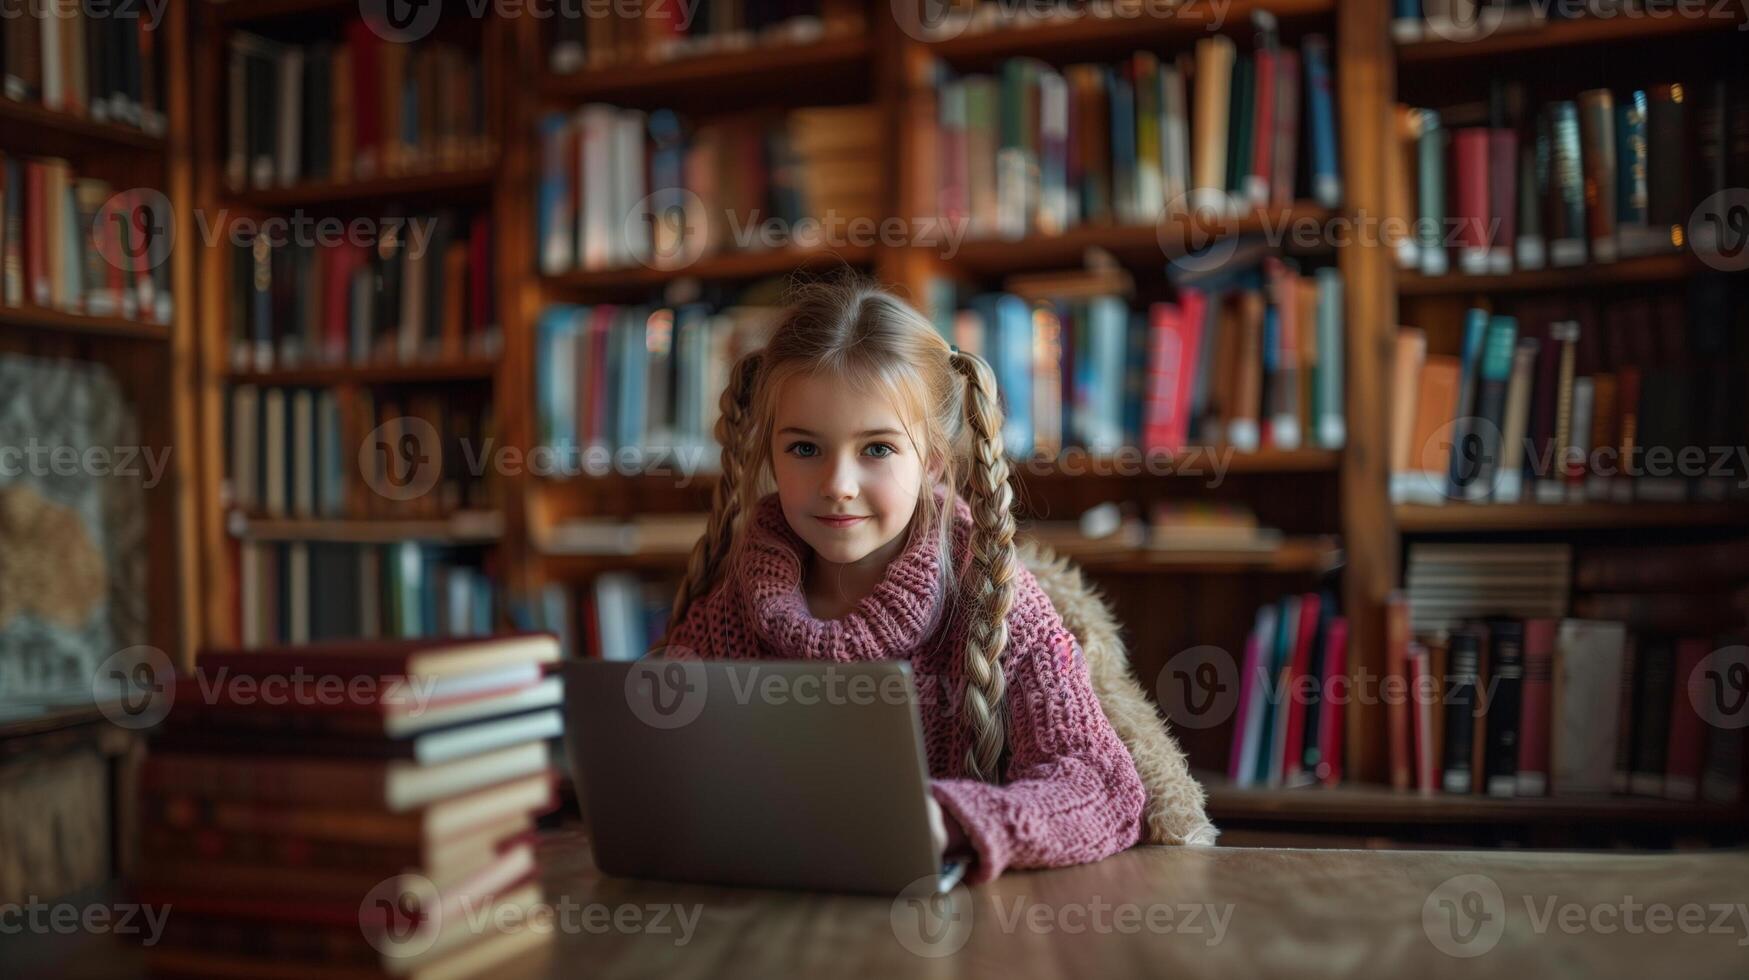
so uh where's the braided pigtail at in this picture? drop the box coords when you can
[948,348,1020,784]
[667,349,764,633]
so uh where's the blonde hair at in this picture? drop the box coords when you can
[666,277,1020,784]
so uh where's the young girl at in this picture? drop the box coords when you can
[659,278,1151,884]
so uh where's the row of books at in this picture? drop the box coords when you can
[226,25,493,191]
[539,574,672,662]
[227,210,501,372]
[1391,75,1749,276]
[140,636,560,975]
[942,259,1345,457]
[226,385,497,519]
[546,0,864,71]
[0,3,166,133]
[1228,591,1350,789]
[1,155,172,323]
[931,33,1341,241]
[1390,276,1746,505]
[535,300,778,459]
[1388,603,1745,804]
[536,103,880,274]
[235,541,500,648]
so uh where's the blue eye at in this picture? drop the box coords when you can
[865,443,895,458]
[786,442,818,458]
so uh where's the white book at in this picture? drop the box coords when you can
[277,47,304,186]
[1161,66,1190,213]
[1037,69,1069,236]
[614,110,649,267]
[1565,378,1593,503]
[1551,620,1627,795]
[40,4,62,111]
[577,104,617,270]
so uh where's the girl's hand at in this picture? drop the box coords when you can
[925,793,971,860]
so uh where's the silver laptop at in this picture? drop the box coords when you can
[564,659,967,894]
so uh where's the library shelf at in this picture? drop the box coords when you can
[1204,777,1749,828]
[923,0,1335,69]
[544,242,878,295]
[0,98,165,156]
[537,33,873,105]
[1051,536,1342,575]
[228,357,500,387]
[945,204,1338,277]
[1396,9,1749,64]
[0,305,172,341]
[1397,251,1698,296]
[228,511,505,544]
[220,164,501,210]
[1394,501,1749,533]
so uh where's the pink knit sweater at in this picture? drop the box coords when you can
[661,487,1146,884]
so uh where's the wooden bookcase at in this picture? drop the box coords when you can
[0,1,200,666]
[181,0,1749,840]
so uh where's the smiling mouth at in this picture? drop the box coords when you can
[815,515,869,528]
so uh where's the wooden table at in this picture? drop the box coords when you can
[11,826,1749,978]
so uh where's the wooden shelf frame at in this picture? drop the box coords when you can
[1396,8,1749,63]
[1394,501,1749,533]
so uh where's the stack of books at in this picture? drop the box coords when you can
[139,635,563,977]
[1404,542,1571,634]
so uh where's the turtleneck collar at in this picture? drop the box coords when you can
[734,484,971,661]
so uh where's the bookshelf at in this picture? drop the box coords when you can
[177,0,1746,839]
[0,3,199,667]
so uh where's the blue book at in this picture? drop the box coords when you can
[994,294,1033,457]
[1314,267,1346,449]
[536,305,582,451]
[1108,66,1136,223]
[1089,297,1127,453]
[1416,109,1447,275]
[615,307,648,452]
[1122,308,1148,450]
[536,113,572,274]
[1303,36,1341,209]
[1444,307,1492,500]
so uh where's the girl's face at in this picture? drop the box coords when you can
[770,372,932,569]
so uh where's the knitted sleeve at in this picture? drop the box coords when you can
[656,578,755,661]
[928,580,1147,884]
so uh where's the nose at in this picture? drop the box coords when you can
[820,452,857,502]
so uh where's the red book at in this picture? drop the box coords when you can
[1316,616,1348,786]
[25,161,47,307]
[1487,129,1518,273]
[1142,300,1196,452]
[1387,591,1412,791]
[1280,592,1320,786]
[1515,618,1556,796]
[1249,48,1276,206]
[345,19,382,177]
[1451,128,1491,275]
[1664,637,1710,801]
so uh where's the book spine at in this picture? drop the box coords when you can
[1483,620,1525,796]
[1515,618,1555,796]
[1442,629,1481,794]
